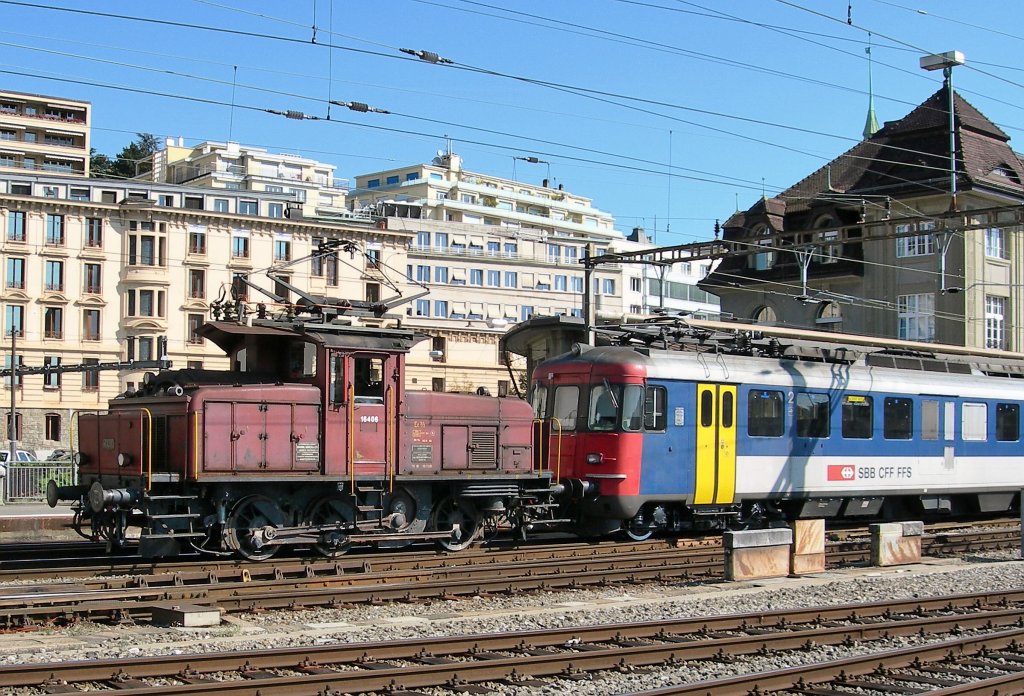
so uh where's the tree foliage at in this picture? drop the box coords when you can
[90,133,160,179]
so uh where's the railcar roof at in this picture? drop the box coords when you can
[200,319,422,355]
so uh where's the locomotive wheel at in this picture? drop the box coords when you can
[225,495,285,561]
[624,525,653,541]
[304,495,356,558]
[431,496,481,552]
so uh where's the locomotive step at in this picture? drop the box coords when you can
[356,505,384,514]
[148,513,202,520]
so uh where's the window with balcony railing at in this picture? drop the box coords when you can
[6,257,24,289]
[82,310,101,341]
[85,218,102,247]
[45,214,64,246]
[7,211,25,242]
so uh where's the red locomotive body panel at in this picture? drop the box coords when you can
[401,392,535,475]
[192,385,321,477]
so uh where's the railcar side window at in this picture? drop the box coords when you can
[621,385,645,431]
[883,397,913,439]
[530,384,548,419]
[589,384,619,431]
[644,386,667,431]
[962,402,987,441]
[330,354,345,404]
[921,400,939,440]
[288,340,316,379]
[841,395,872,438]
[551,386,579,431]
[699,389,713,428]
[796,393,830,438]
[354,356,384,403]
[997,403,1020,441]
[748,390,784,437]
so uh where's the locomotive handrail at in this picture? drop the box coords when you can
[140,407,153,491]
[532,418,545,475]
[348,381,356,490]
[192,410,201,480]
[387,385,396,493]
[549,417,563,482]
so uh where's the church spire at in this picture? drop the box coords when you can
[863,35,880,139]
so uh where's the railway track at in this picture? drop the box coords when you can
[4,589,1024,694]
[0,526,1016,628]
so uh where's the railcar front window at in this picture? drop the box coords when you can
[620,385,644,431]
[551,386,579,431]
[589,384,619,431]
[997,403,1020,441]
[883,397,913,440]
[841,395,873,438]
[748,390,784,437]
[796,392,830,438]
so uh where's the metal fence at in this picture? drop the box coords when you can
[4,462,76,502]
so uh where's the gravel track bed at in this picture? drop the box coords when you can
[1,549,1021,695]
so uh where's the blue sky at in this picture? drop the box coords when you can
[1,1,1021,244]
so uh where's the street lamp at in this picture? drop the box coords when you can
[920,50,965,211]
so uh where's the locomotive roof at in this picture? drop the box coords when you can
[200,319,422,355]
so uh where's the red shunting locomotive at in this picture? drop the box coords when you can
[50,315,565,558]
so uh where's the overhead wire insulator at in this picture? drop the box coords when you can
[399,47,453,64]
[329,100,391,114]
[265,109,320,120]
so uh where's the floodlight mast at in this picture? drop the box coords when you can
[920,51,965,211]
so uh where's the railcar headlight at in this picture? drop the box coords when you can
[585,453,604,465]
[117,452,133,467]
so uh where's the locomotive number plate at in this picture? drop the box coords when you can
[295,442,320,462]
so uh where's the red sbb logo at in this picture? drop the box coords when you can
[827,464,856,481]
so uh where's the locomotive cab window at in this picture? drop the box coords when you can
[796,393,830,438]
[551,385,579,431]
[530,384,548,419]
[589,383,619,431]
[354,356,384,403]
[841,395,873,439]
[288,340,317,379]
[644,385,667,431]
[330,353,345,404]
[748,390,784,437]
[997,403,1020,441]
[883,397,913,440]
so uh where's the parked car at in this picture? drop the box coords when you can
[0,450,36,463]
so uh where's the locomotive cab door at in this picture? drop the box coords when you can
[327,352,397,478]
[694,383,737,505]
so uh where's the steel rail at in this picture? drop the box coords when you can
[3,594,1024,693]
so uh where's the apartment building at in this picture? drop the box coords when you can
[143,140,349,219]
[349,150,630,393]
[0,90,90,178]
[0,172,394,455]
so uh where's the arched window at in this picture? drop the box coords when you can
[748,224,775,271]
[816,301,842,330]
[753,305,777,324]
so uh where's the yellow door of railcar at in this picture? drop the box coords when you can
[694,384,737,505]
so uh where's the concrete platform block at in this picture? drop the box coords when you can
[724,528,793,549]
[725,545,791,581]
[150,602,222,627]
[792,519,825,555]
[870,521,922,566]
[791,552,826,575]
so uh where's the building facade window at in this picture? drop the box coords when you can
[43,356,60,389]
[986,295,1007,349]
[128,222,165,266]
[274,240,291,262]
[45,413,60,441]
[433,267,448,284]
[45,214,64,246]
[239,200,258,215]
[470,269,483,286]
[231,235,250,259]
[487,270,500,287]
[83,263,101,294]
[43,306,63,339]
[189,269,205,299]
[6,257,24,289]
[985,227,1008,259]
[268,202,284,218]
[189,226,206,254]
[749,224,775,270]
[5,305,23,336]
[44,260,63,291]
[82,309,101,341]
[895,221,936,257]
[504,271,518,288]
[6,211,25,242]
[897,293,936,342]
[86,217,102,247]
[83,358,99,390]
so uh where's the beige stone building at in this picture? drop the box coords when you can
[0,90,90,177]
[0,172,395,456]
